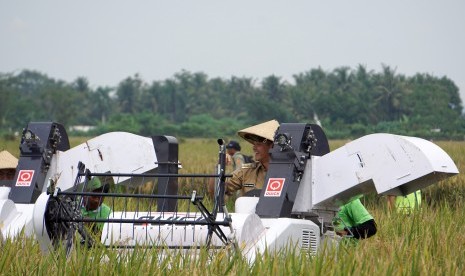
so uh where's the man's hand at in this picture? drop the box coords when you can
[336,229,348,236]
[207,178,215,199]
[207,179,231,201]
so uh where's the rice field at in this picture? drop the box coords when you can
[1,136,464,275]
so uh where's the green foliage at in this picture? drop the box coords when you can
[0,67,464,139]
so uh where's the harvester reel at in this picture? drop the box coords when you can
[44,193,93,256]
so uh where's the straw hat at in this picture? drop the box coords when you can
[0,151,18,170]
[238,119,280,144]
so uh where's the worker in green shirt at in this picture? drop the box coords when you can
[333,198,377,240]
[81,177,111,233]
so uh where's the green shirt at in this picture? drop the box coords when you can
[334,199,373,231]
[81,203,111,232]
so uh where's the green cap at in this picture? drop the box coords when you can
[86,177,103,191]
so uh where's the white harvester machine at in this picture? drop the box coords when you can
[0,122,459,260]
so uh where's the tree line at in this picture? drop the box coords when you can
[0,65,464,140]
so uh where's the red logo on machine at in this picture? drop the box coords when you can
[16,170,35,187]
[264,178,285,197]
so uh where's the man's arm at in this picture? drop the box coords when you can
[234,155,244,170]
[207,169,243,198]
[387,195,396,210]
[344,219,377,239]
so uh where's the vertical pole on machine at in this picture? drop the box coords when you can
[213,139,227,214]
[152,135,179,212]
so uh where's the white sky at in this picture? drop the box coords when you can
[1,1,464,105]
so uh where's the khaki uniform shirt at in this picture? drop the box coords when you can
[226,161,267,196]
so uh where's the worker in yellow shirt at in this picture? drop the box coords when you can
[387,190,421,215]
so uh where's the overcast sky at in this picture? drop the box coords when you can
[1,1,464,104]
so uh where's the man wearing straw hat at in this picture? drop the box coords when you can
[222,120,376,240]
[0,150,18,186]
[225,119,280,196]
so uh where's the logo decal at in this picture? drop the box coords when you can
[264,178,285,197]
[16,170,35,187]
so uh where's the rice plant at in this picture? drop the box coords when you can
[1,137,464,274]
